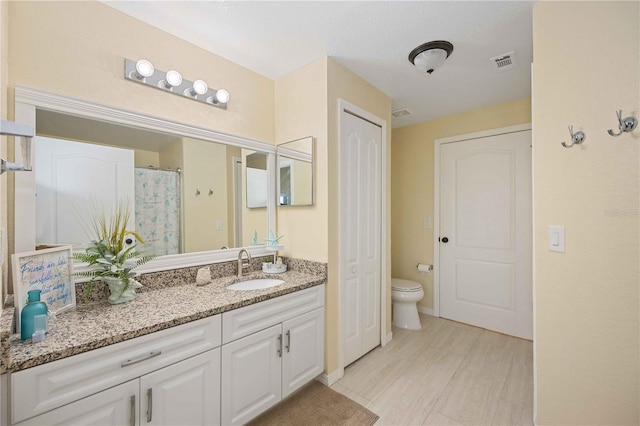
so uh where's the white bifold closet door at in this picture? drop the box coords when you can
[340,110,382,367]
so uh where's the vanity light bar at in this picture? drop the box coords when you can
[124,58,230,110]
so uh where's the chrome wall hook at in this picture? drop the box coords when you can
[195,188,201,196]
[208,188,214,196]
[561,125,586,148]
[607,110,637,137]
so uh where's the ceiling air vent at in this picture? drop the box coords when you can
[392,108,412,119]
[490,51,517,72]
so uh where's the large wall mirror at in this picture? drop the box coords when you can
[276,136,314,206]
[13,86,276,274]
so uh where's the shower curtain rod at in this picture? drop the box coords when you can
[135,165,182,174]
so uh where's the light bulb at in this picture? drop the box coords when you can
[215,89,230,104]
[133,59,154,80]
[164,70,183,88]
[191,79,209,96]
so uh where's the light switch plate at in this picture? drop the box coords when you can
[548,225,565,253]
[423,218,431,229]
[216,220,223,231]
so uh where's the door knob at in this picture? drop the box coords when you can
[440,237,449,243]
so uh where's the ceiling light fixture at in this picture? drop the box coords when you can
[124,58,230,109]
[408,40,454,74]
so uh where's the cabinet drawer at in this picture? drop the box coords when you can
[12,315,221,424]
[222,284,325,344]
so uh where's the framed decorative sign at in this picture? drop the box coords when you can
[12,245,76,333]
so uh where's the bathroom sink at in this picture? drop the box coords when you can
[227,278,285,291]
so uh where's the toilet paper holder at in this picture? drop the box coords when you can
[417,263,433,273]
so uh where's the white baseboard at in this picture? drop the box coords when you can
[316,367,344,386]
[382,331,393,346]
[418,306,435,316]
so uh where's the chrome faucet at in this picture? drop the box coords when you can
[237,249,252,277]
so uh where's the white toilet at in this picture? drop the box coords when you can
[391,278,424,330]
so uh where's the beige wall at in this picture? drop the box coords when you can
[291,160,313,205]
[327,58,392,374]
[226,146,242,246]
[391,98,531,310]
[275,58,328,262]
[533,2,639,424]
[182,138,229,252]
[133,149,159,168]
[241,149,269,247]
[7,1,274,143]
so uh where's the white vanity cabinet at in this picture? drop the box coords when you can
[16,349,220,426]
[11,315,221,425]
[221,285,325,425]
[9,283,325,426]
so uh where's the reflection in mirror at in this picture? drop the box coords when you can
[34,109,269,256]
[277,136,314,206]
[245,151,268,209]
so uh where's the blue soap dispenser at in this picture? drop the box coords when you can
[21,290,48,341]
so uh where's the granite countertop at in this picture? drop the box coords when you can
[1,270,325,373]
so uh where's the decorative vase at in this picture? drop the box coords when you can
[21,289,48,340]
[103,276,142,305]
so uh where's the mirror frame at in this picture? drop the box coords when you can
[276,136,314,207]
[13,85,276,274]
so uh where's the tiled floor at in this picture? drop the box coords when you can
[331,314,533,426]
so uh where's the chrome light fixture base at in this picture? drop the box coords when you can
[124,59,229,110]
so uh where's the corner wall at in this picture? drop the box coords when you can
[533,2,639,424]
[391,98,531,310]
[275,58,329,263]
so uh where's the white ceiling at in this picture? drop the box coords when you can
[103,1,534,128]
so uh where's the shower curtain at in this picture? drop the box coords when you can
[134,167,181,256]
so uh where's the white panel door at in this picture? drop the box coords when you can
[17,380,138,426]
[35,136,134,246]
[340,111,382,366]
[282,308,324,398]
[439,130,532,339]
[140,349,220,425]
[221,324,282,425]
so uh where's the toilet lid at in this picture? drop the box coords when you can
[391,278,422,292]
